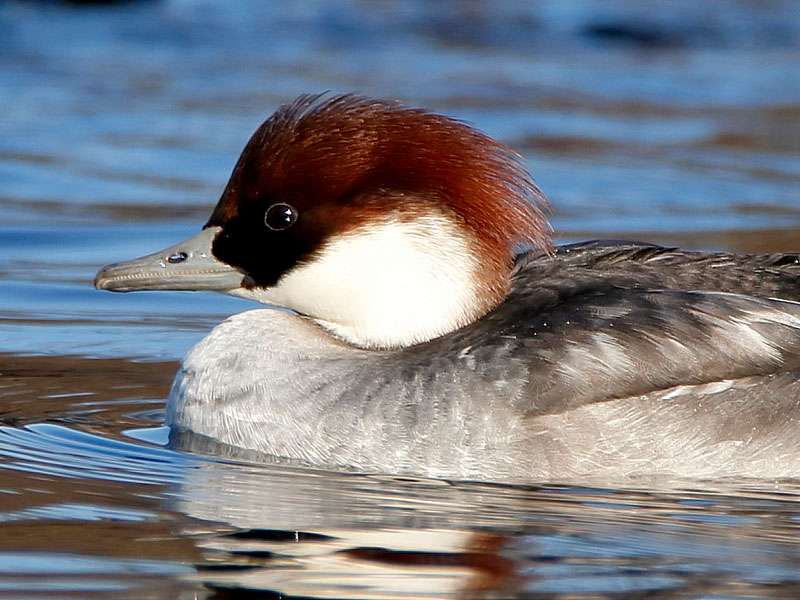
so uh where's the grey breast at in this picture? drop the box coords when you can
[170,241,800,482]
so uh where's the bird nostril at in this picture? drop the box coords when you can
[167,252,188,264]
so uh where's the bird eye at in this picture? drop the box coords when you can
[264,203,298,231]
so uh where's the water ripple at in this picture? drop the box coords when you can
[0,423,189,485]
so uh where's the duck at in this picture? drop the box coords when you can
[95,93,800,482]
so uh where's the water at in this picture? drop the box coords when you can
[1,0,800,597]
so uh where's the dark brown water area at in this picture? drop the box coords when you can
[1,1,800,597]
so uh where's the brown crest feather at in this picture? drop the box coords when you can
[210,94,553,306]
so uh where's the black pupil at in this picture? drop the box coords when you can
[265,204,296,230]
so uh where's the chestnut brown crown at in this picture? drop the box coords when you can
[206,94,553,290]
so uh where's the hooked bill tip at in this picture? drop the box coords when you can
[93,263,138,292]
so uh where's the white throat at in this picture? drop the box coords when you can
[232,214,486,348]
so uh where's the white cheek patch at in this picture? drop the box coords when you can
[231,215,484,348]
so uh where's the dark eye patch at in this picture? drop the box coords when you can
[264,203,298,231]
[211,202,319,288]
